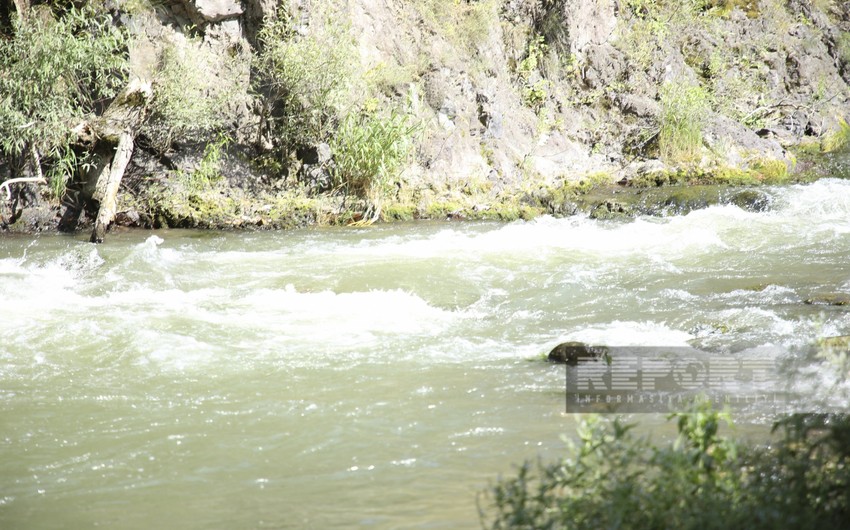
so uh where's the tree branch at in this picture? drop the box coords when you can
[0,177,46,200]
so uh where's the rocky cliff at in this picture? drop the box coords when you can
[1,0,849,232]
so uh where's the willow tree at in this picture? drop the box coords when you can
[0,2,148,241]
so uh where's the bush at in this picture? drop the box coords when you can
[330,110,415,204]
[143,38,241,151]
[822,117,850,153]
[0,5,127,193]
[659,82,710,164]
[253,7,353,158]
[481,405,850,530]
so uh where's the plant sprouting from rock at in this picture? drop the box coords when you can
[659,82,710,164]
[331,110,416,208]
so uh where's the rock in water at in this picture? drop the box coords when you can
[548,342,609,365]
[804,294,850,306]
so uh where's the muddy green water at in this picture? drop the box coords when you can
[2,180,850,528]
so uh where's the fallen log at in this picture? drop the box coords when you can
[84,78,151,243]
[90,133,133,242]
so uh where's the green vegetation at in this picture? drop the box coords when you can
[254,8,418,218]
[0,5,127,193]
[176,134,230,191]
[517,36,550,111]
[254,7,353,159]
[659,82,710,164]
[331,110,415,204]
[412,0,495,55]
[481,406,850,530]
[144,39,238,151]
[838,31,850,66]
[822,117,850,153]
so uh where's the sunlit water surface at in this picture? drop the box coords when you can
[2,179,850,528]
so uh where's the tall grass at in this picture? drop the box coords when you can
[331,111,416,204]
[659,82,709,164]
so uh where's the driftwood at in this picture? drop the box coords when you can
[90,133,133,242]
[85,79,151,243]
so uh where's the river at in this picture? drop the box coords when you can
[2,179,850,528]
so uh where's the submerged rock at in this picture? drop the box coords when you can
[548,342,610,365]
[727,189,771,212]
[804,294,850,306]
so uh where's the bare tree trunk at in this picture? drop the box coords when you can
[11,0,28,21]
[80,79,151,243]
[90,133,133,243]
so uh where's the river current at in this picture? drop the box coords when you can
[2,179,850,528]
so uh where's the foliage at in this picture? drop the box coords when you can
[330,110,416,203]
[253,7,353,158]
[618,0,669,69]
[144,39,239,151]
[518,35,550,111]
[412,0,495,55]
[821,117,850,153]
[659,82,710,164]
[481,404,850,530]
[0,5,127,180]
[176,134,230,191]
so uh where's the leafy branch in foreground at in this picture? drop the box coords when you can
[481,403,850,530]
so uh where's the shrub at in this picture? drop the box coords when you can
[253,7,353,158]
[330,110,415,204]
[659,82,710,164]
[481,405,850,530]
[0,5,127,194]
[143,38,241,151]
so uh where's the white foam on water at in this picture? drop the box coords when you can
[336,213,729,263]
[557,320,694,347]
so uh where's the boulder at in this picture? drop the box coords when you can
[183,0,243,23]
[548,341,610,365]
[727,189,771,212]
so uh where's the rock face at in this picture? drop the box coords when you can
[6,0,849,232]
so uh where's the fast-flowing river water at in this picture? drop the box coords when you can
[2,179,850,528]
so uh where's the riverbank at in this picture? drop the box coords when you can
[3,148,847,234]
[1,1,849,236]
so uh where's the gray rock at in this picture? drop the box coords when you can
[548,342,610,365]
[582,43,626,89]
[476,93,503,139]
[184,0,243,23]
[616,93,661,118]
[703,114,786,166]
